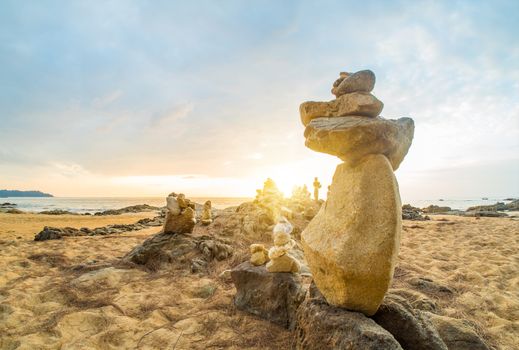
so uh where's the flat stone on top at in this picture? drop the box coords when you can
[304,116,414,171]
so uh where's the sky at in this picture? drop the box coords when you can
[0,0,518,200]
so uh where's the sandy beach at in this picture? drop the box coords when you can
[0,211,517,349]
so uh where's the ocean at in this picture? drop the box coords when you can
[0,197,251,214]
[1,196,515,214]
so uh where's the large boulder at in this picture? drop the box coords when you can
[300,92,383,126]
[231,262,305,329]
[372,294,448,350]
[424,312,490,350]
[332,70,376,97]
[304,116,414,171]
[295,285,403,350]
[301,154,401,316]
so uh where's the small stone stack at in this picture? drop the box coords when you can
[201,200,213,225]
[163,193,197,234]
[254,178,284,220]
[300,70,382,127]
[300,70,415,316]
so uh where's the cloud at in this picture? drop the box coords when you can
[92,90,123,108]
[50,162,90,178]
[149,103,194,127]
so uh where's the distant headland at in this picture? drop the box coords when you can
[0,190,53,198]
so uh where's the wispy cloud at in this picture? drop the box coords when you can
[92,90,123,108]
[149,103,194,127]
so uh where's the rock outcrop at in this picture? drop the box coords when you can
[38,209,78,215]
[124,232,232,270]
[300,69,414,316]
[5,208,24,214]
[372,294,447,350]
[34,216,164,241]
[296,284,455,350]
[402,204,430,221]
[231,262,305,329]
[466,199,519,212]
[123,193,232,271]
[424,312,489,350]
[422,205,452,214]
[295,285,403,349]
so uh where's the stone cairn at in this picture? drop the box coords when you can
[201,200,213,225]
[300,69,415,316]
[249,243,269,266]
[291,184,311,204]
[254,178,284,220]
[248,219,300,273]
[163,192,197,234]
[312,177,321,202]
[232,218,304,329]
[266,219,300,273]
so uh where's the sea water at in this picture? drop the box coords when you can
[1,196,515,214]
[0,197,251,214]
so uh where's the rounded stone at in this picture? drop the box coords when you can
[332,69,376,97]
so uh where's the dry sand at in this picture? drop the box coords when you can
[0,212,518,349]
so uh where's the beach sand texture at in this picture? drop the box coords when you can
[0,213,518,349]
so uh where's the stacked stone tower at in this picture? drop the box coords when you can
[300,70,414,316]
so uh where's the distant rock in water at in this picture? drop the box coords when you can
[464,211,508,218]
[0,202,17,208]
[0,190,53,198]
[94,204,161,216]
[467,199,519,212]
[0,202,24,214]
